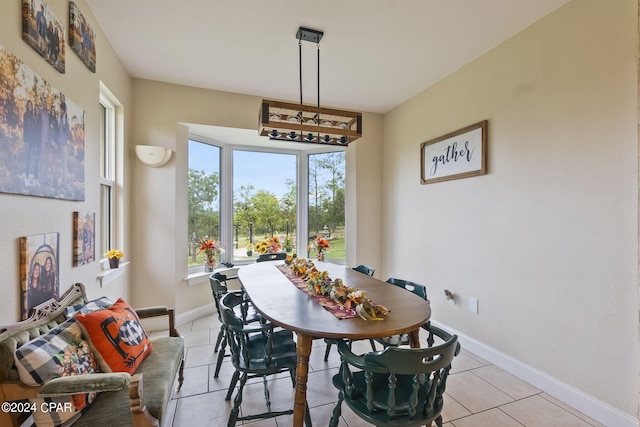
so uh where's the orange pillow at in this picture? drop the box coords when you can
[76,298,152,374]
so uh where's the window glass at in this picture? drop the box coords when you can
[232,150,296,262]
[308,152,346,262]
[187,140,221,270]
[98,95,115,257]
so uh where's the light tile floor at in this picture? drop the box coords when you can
[158,314,605,427]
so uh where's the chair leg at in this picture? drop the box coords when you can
[328,391,344,427]
[304,401,313,427]
[214,345,226,378]
[369,339,377,351]
[176,358,185,390]
[225,369,240,401]
[262,375,272,412]
[228,372,248,427]
[214,328,225,353]
[323,340,333,361]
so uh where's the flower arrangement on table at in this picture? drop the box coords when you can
[198,237,223,268]
[254,236,282,254]
[284,255,389,320]
[309,236,330,261]
[105,249,124,268]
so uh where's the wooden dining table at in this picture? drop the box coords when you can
[238,260,432,427]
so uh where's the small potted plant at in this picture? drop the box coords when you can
[246,241,253,257]
[284,236,293,253]
[105,249,124,269]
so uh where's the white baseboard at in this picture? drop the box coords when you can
[175,303,216,327]
[431,320,639,427]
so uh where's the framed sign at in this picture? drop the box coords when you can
[420,120,487,184]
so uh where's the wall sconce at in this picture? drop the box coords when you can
[135,145,173,167]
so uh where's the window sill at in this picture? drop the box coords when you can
[186,265,240,287]
[97,261,129,287]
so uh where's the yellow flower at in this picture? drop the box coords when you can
[105,249,124,259]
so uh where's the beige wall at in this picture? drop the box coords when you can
[0,0,133,322]
[0,0,637,421]
[130,79,384,314]
[383,0,638,416]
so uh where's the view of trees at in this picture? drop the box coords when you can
[187,147,345,265]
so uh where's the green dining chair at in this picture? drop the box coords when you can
[328,325,460,427]
[209,273,261,379]
[373,277,434,349]
[352,264,375,276]
[256,252,288,262]
[220,292,312,426]
[324,263,376,361]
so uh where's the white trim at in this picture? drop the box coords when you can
[175,303,216,327]
[431,320,639,427]
[97,261,129,287]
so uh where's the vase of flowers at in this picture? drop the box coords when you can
[105,249,124,269]
[254,236,282,255]
[246,242,253,257]
[310,236,329,261]
[198,237,223,272]
[284,236,294,253]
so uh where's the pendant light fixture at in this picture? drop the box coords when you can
[258,27,362,145]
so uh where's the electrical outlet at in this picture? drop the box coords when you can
[469,297,479,314]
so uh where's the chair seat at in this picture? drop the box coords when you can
[237,330,298,372]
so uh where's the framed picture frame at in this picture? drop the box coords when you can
[69,1,96,72]
[20,232,60,320]
[73,211,95,266]
[420,120,488,184]
[0,44,85,201]
[21,0,65,73]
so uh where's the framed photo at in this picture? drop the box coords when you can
[0,44,85,201]
[73,211,95,266]
[69,2,96,72]
[20,232,60,320]
[420,120,488,184]
[21,0,65,73]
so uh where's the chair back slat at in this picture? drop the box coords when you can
[331,326,459,426]
[352,264,375,276]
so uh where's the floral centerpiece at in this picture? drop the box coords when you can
[309,236,330,261]
[198,237,223,272]
[254,236,282,254]
[105,249,124,269]
[284,255,389,321]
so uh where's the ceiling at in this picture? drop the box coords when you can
[86,0,568,146]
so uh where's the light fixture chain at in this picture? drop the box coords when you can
[299,39,303,106]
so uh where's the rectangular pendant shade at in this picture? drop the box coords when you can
[259,99,362,146]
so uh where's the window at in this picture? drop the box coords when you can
[99,91,116,258]
[308,152,346,262]
[187,134,345,270]
[232,150,296,262]
[187,140,221,271]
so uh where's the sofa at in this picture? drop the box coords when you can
[0,283,184,427]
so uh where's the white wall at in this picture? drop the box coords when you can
[0,0,133,322]
[383,0,638,417]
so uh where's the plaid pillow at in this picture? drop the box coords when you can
[14,318,99,426]
[65,297,114,318]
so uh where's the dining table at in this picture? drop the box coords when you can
[238,260,432,427]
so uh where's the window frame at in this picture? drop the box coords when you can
[188,134,344,270]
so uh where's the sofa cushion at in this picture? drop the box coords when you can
[13,318,99,426]
[75,299,152,374]
[71,336,184,427]
[65,297,113,318]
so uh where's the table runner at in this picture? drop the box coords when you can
[276,264,359,319]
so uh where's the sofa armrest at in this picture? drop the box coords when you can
[38,373,131,397]
[135,306,180,338]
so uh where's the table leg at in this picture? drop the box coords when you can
[293,333,313,427]
[408,328,421,348]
